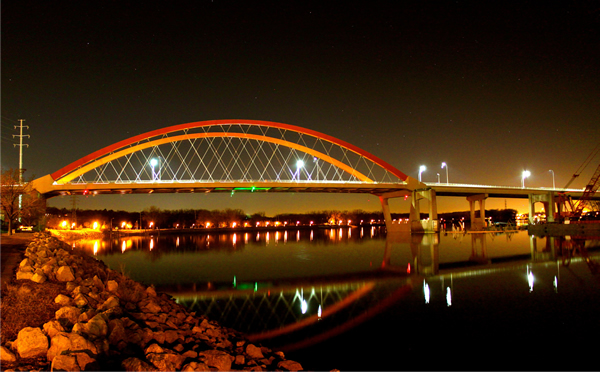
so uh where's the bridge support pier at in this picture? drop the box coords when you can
[529,191,558,224]
[379,193,411,233]
[467,194,488,231]
[378,188,438,233]
[411,189,438,233]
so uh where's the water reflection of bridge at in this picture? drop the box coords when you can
[168,232,599,352]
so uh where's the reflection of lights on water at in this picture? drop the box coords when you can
[266,232,270,245]
[121,241,127,253]
[553,275,558,293]
[296,230,300,241]
[407,263,411,274]
[256,233,260,242]
[446,287,452,307]
[424,281,430,304]
[301,298,308,314]
[233,233,237,246]
[149,238,154,251]
[338,228,343,239]
[176,237,180,247]
[93,241,99,255]
[527,266,534,292]
[360,227,364,238]
[371,226,375,238]
[310,230,313,241]
[318,304,322,318]
[245,233,249,244]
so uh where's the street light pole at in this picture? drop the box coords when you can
[549,170,555,189]
[296,160,304,181]
[522,170,531,188]
[441,162,449,184]
[419,165,426,182]
[150,158,158,181]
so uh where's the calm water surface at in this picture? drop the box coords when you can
[75,227,600,370]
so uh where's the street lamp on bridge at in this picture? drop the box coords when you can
[441,162,449,184]
[419,165,426,182]
[549,169,555,189]
[522,170,531,188]
[295,160,305,181]
[150,158,159,181]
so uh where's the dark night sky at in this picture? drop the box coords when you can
[2,1,599,215]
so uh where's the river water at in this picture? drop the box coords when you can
[74,227,600,370]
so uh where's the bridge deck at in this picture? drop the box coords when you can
[38,179,590,200]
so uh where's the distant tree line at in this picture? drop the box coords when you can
[43,205,518,230]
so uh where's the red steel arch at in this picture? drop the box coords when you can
[50,119,409,183]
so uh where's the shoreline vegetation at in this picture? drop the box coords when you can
[0,232,310,371]
[41,206,519,232]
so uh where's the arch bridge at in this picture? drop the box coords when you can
[34,119,591,231]
[32,120,435,232]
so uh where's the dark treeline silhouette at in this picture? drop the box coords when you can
[45,206,517,230]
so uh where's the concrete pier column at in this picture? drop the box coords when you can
[529,194,536,224]
[378,192,411,233]
[529,191,557,223]
[410,189,438,232]
[379,196,393,229]
[410,191,423,232]
[467,194,488,230]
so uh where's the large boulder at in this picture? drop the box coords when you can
[278,360,304,371]
[43,320,66,339]
[56,265,75,282]
[47,332,98,362]
[55,306,82,328]
[121,357,158,371]
[51,352,99,371]
[0,345,17,363]
[197,350,235,371]
[72,313,108,340]
[13,327,49,359]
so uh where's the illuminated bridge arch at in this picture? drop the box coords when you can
[35,120,417,196]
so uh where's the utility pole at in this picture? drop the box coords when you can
[13,119,30,183]
[13,119,29,221]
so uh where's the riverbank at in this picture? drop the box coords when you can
[0,232,307,371]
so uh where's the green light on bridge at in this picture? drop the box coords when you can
[233,187,271,192]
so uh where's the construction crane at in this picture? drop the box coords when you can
[563,142,600,189]
[561,143,600,220]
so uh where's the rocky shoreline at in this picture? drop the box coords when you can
[0,232,305,371]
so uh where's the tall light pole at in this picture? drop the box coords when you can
[296,160,304,181]
[437,173,440,183]
[441,162,449,184]
[549,170,555,189]
[419,165,426,182]
[150,158,158,181]
[522,170,531,188]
